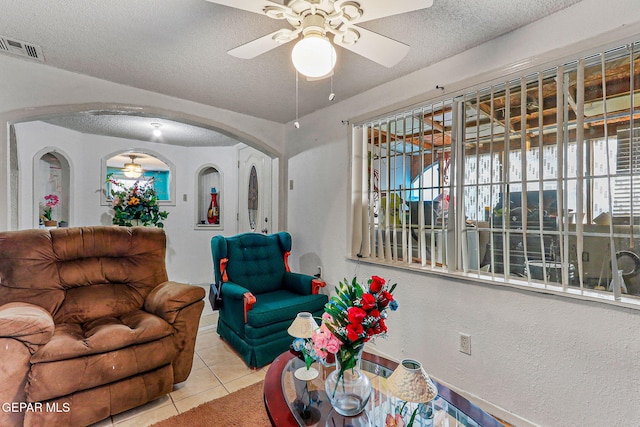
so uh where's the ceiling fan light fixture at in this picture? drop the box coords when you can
[123,154,143,179]
[291,33,336,78]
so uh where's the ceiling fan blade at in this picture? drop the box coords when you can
[336,26,410,68]
[228,31,292,59]
[337,0,434,24]
[203,0,283,15]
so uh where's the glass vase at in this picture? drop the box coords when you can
[325,346,372,417]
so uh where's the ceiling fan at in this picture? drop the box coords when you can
[205,0,434,78]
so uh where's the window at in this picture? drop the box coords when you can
[351,41,640,302]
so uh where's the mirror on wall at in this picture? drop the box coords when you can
[101,150,175,205]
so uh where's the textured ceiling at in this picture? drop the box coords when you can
[43,113,240,147]
[2,0,583,143]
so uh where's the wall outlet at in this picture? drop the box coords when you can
[459,333,471,355]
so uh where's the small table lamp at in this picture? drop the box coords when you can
[387,359,438,425]
[288,312,319,381]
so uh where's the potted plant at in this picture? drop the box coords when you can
[42,194,59,227]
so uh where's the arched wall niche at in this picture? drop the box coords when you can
[32,147,72,228]
[194,163,224,229]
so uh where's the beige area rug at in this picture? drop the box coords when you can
[151,381,271,427]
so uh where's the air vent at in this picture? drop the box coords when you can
[0,35,44,61]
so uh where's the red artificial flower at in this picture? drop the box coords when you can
[347,307,367,324]
[369,309,380,319]
[373,318,387,335]
[378,291,393,308]
[346,323,364,341]
[361,293,376,311]
[370,275,385,293]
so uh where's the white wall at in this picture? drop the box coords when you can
[286,0,640,425]
[15,120,240,284]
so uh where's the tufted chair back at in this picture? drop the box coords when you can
[212,232,291,295]
[0,226,168,324]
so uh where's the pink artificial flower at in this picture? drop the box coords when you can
[44,194,59,208]
[325,334,342,354]
[322,312,334,322]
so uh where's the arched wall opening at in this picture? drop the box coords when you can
[2,102,287,232]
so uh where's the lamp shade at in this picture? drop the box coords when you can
[387,359,438,403]
[287,312,318,338]
[291,34,336,78]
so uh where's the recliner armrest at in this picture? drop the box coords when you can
[283,272,324,295]
[0,302,54,354]
[144,281,206,324]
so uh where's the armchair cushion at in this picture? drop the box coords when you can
[245,290,326,331]
[31,311,174,363]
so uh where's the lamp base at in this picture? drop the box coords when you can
[294,366,319,381]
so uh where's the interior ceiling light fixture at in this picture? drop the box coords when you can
[151,122,162,137]
[291,15,336,78]
[123,154,143,179]
[205,0,434,80]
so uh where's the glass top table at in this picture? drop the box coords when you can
[264,350,504,427]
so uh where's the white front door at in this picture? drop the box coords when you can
[238,146,273,234]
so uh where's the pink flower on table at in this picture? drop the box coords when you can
[312,321,343,357]
[324,333,342,354]
[312,327,329,356]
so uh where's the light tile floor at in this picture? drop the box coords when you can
[90,284,268,427]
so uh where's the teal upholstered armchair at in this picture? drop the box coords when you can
[210,232,328,368]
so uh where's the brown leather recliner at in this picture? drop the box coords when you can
[0,226,205,427]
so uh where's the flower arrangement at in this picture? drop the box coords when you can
[42,194,59,221]
[313,275,398,390]
[107,175,169,227]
